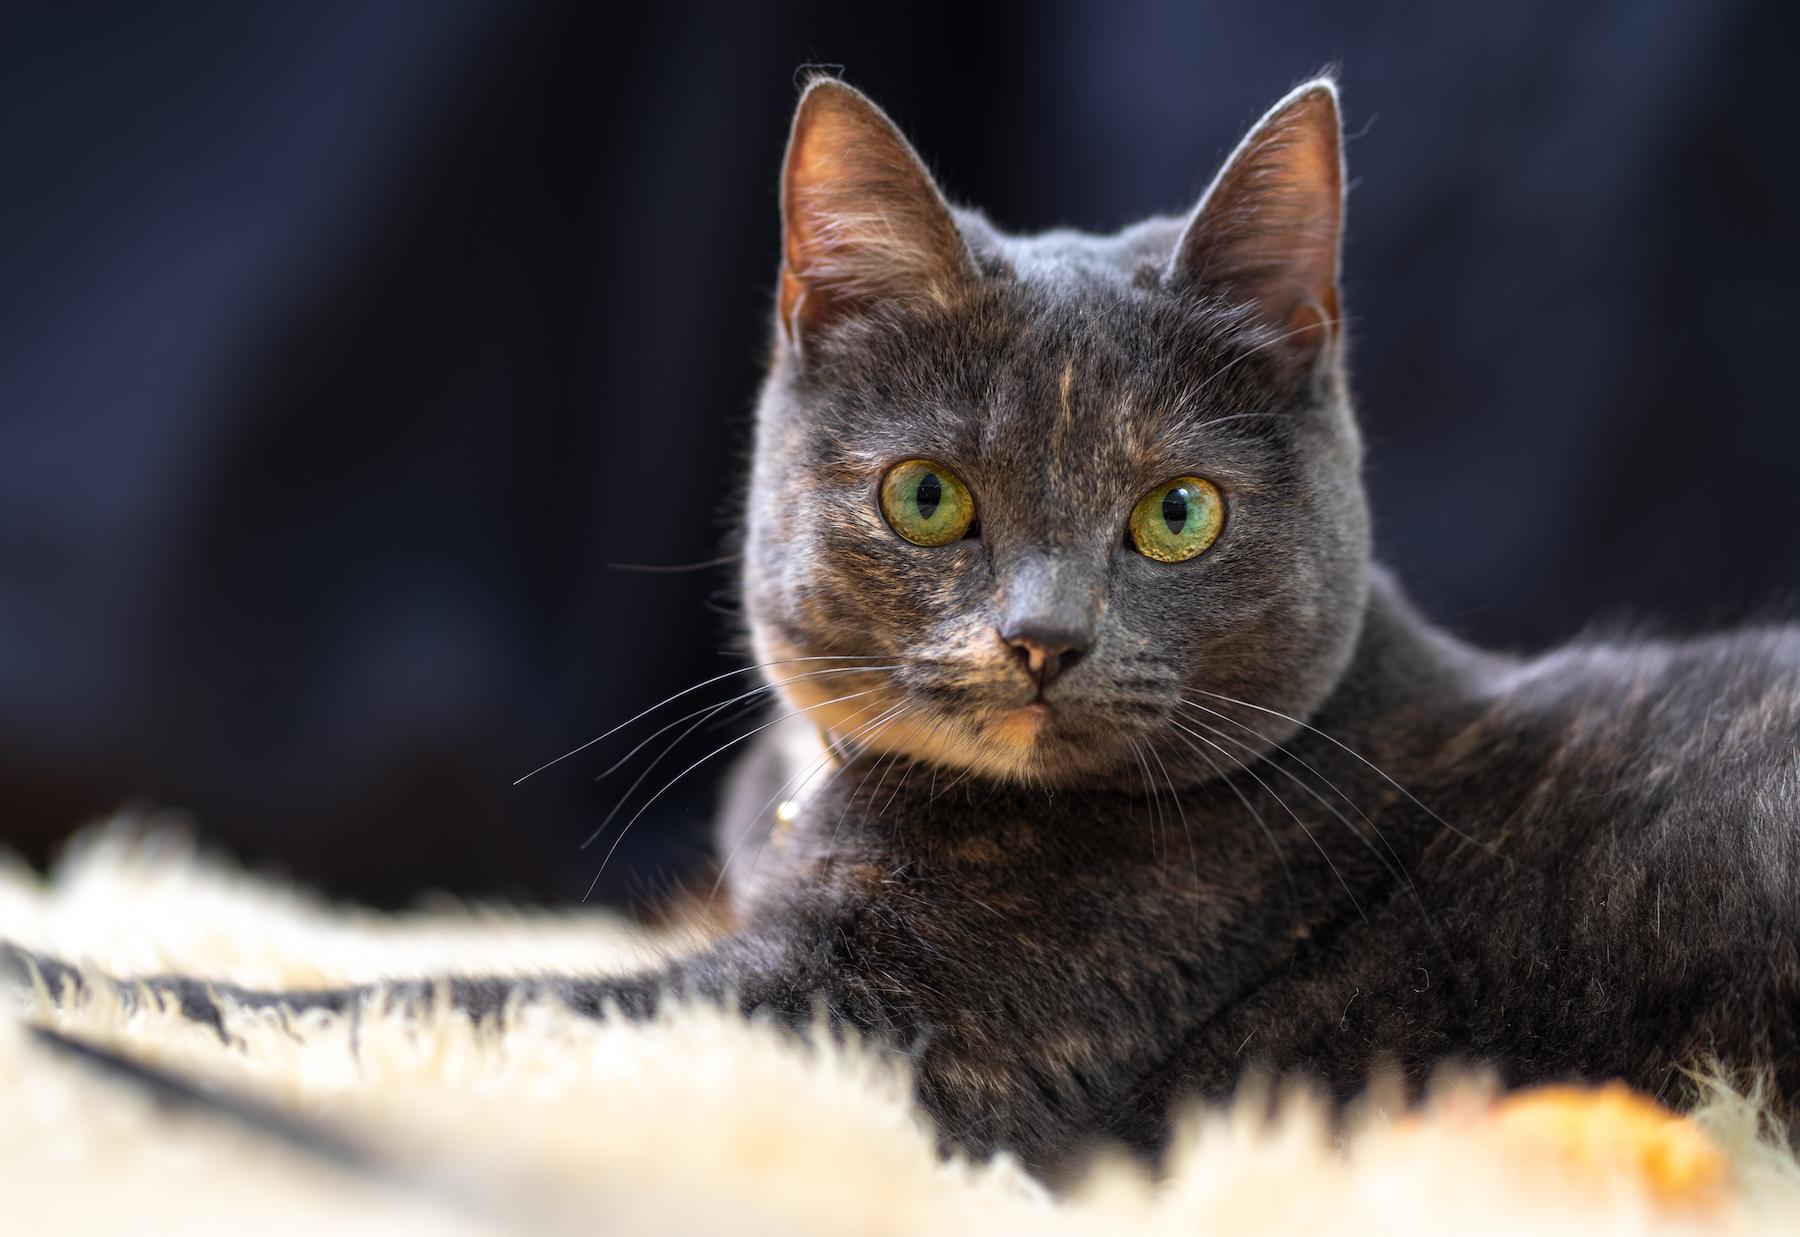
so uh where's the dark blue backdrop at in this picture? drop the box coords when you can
[2,0,1794,906]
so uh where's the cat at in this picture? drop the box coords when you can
[9,74,1800,1182]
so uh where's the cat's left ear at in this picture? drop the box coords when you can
[1168,79,1344,359]
[778,78,972,348]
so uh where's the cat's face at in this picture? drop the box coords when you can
[743,80,1368,788]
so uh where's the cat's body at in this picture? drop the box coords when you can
[12,76,1800,1181]
[551,78,1800,1173]
[582,568,1800,1174]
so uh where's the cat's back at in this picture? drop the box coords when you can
[1475,624,1800,786]
[1424,622,1800,904]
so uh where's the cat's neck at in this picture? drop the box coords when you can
[1245,565,1512,863]
[1308,565,1507,745]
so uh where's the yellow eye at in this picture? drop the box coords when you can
[1129,476,1224,562]
[879,459,975,546]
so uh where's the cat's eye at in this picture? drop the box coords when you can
[879,459,976,546]
[1129,477,1224,562]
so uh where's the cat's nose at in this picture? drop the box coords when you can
[997,552,1098,689]
[1002,625,1088,688]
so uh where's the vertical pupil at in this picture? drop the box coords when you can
[1161,487,1189,535]
[915,472,942,520]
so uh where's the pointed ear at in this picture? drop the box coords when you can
[1168,80,1344,356]
[778,79,971,346]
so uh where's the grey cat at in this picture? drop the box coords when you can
[10,75,1800,1180]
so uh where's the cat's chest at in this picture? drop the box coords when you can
[746,769,1333,968]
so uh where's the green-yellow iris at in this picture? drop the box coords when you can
[879,459,975,546]
[1129,476,1224,562]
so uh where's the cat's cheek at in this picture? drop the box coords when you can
[787,680,909,755]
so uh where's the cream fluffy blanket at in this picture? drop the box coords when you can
[5,818,1800,1236]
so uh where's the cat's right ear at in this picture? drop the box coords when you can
[778,79,971,349]
[1167,80,1345,360]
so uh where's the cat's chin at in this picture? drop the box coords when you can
[829,700,1156,788]
[990,701,1050,744]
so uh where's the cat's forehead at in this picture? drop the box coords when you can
[817,272,1271,471]
[958,209,1184,285]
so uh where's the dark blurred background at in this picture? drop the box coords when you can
[2,0,1795,908]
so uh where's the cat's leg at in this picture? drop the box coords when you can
[2,938,379,1033]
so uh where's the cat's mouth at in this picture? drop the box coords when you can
[759,634,1106,783]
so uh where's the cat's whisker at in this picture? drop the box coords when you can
[584,692,749,849]
[1177,697,1420,901]
[815,698,919,817]
[515,655,892,785]
[1172,714,1368,921]
[1183,688,1505,861]
[1161,724,1302,915]
[1196,410,1290,431]
[1172,700,1443,948]
[703,665,909,735]
[872,710,941,826]
[1126,738,1168,863]
[585,666,903,854]
[597,665,903,783]
[595,693,893,904]
[712,696,914,907]
[927,755,981,806]
[599,690,778,780]
[583,686,899,898]
[825,702,921,858]
[1143,738,1172,860]
[811,624,900,646]
[702,694,782,735]
[1145,738,1201,893]
[1173,713,1396,921]
[855,725,920,841]
[753,701,916,883]
[1178,695,1370,822]
[589,676,866,850]
[709,745,840,908]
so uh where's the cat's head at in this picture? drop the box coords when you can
[743,77,1369,788]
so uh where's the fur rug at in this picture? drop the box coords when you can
[6,818,1800,1235]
